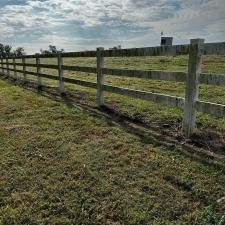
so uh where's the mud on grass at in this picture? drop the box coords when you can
[1,79,225,224]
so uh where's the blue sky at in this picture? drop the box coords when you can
[0,0,224,54]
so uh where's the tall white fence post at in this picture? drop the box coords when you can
[1,58,3,75]
[22,57,27,81]
[13,57,17,80]
[58,53,65,94]
[36,55,42,90]
[182,39,205,138]
[96,47,104,107]
[6,57,9,77]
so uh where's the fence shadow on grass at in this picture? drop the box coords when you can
[1,75,225,170]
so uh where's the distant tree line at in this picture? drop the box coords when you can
[0,43,64,57]
[0,43,26,57]
[40,45,64,54]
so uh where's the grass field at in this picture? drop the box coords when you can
[1,55,225,224]
[0,79,225,225]
[9,55,225,132]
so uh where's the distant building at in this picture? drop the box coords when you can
[161,37,173,46]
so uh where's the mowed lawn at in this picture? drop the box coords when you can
[0,79,225,225]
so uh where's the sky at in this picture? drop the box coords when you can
[0,0,225,54]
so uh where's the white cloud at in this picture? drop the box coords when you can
[0,0,224,53]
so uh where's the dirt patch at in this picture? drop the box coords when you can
[188,130,225,155]
[41,88,225,158]
[98,103,225,157]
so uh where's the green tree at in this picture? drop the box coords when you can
[14,47,26,56]
[41,45,64,54]
[0,43,5,57]
[4,45,12,57]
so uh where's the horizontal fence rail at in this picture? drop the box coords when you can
[200,73,225,86]
[203,42,225,55]
[1,64,224,86]
[1,65,224,117]
[196,101,225,117]
[103,69,187,82]
[62,65,97,73]
[1,67,59,80]
[2,41,225,59]
[103,44,190,57]
[0,39,225,138]
[103,84,185,109]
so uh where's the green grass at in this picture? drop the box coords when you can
[8,55,225,132]
[0,79,225,224]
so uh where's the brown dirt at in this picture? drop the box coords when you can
[189,130,225,155]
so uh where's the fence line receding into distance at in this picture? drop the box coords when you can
[0,39,225,138]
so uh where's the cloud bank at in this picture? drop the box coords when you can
[0,0,224,53]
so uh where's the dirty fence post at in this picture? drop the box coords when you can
[22,57,27,81]
[58,53,65,95]
[6,57,9,77]
[36,55,42,90]
[96,47,105,107]
[13,57,17,80]
[182,39,205,138]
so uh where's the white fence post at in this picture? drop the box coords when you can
[96,47,104,107]
[36,55,42,89]
[1,58,3,75]
[182,39,205,138]
[13,57,17,80]
[58,53,65,94]
[22,57,27,81]
[6,57,9,76]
